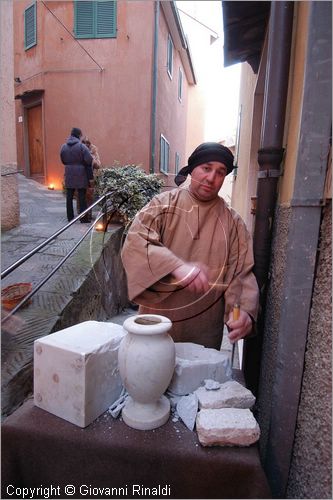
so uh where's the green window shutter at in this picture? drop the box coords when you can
[24,2,36,50]
[96,1,117,38]
[75,1,94,38]
[75,0,117,39]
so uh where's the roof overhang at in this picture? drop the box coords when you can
[222,1,271,73]
[161,1,196,84]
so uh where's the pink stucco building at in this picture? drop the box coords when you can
[13,1,198,189]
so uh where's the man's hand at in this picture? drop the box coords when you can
[171,262,209,295]
[226,309,253,343]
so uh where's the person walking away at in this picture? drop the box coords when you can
[60,127,93,223]
[121,142,259,350]
[81,136,102,219]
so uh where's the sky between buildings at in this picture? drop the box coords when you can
[177,0,241,143]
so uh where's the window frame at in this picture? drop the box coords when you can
[24,1,37,50]
[167,34,173,79]
[175,152,180,174]
[74,0,117,40]
[160,135,170,175]
[178,67,183,102]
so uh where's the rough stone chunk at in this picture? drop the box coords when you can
[34,321,125,428]
[196,408,260,447]
[168,343,232,395]
[204,379,221,390]
[176,393,198,431]
[195,380,255,409]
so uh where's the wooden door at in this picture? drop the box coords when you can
[27,104,44,177]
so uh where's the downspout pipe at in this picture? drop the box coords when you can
[255,1,294,291]
[150,0,159,174]
[243,1,294,393]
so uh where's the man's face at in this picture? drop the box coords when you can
[189,161,227,201]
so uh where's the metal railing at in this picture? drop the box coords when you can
[1,193,113,324]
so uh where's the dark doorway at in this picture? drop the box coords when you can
[27,104,44,182]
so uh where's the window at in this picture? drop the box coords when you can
[160,135,170,174]
[167,34,173,78]
[74,1,117,39]
[175,152,180,174]
[178,68,183,101]
[24,2,37,50]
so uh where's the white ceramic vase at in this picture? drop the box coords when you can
[118,314,175,430]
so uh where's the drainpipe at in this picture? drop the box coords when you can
[243,1,294,394]
[150,1,159,174]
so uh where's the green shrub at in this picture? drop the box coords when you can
[95,165,164,226]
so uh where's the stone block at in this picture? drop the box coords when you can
[196,408,260,447]
[34,321,125,427]
[168,342,231,396]
[176,393,198,431]
[195,380,256,409]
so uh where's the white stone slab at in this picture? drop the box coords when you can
[196,408,260,447]
[195,380,256,409]
[34,321,125,428]
[168,343,232,396]
[176,393,198,431]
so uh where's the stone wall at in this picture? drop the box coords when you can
[1,1,20,231]
[286,202,332,499]
[257,203,332,498]
[1,165,20,231]
[256,206,291,455]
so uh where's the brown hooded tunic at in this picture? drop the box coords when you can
[121,188,259,349]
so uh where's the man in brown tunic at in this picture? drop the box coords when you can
[121,143,259,350]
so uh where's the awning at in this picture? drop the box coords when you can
[222,1,271,73]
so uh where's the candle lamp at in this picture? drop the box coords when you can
[95,222,105,232]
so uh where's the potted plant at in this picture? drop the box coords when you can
[95,165,164,229]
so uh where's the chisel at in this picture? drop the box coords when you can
[230,303,240,369]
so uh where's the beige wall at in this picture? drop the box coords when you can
[279,1,310,206]
[1,0,20,230]
[231,63,258,229]
[230,3,315,224]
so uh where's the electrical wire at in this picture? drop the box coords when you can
[41,0,104,71]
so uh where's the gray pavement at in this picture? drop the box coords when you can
[1,174,128,325]
[1,174,98,278]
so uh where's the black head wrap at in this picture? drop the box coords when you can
[71,127,82,139]
[175,142,235,186]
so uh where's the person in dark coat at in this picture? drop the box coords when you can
[60,127,93,223]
